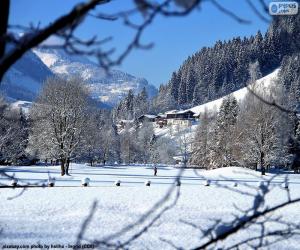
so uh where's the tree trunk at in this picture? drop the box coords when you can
[0,0,9,82]
[90,160,93,166]
[65,158,71,175]
[60,159,65,176]
[0,0,9,59]
[260,151,265,175]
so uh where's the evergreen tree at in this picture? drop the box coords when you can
[134,87,149,118]
[213,95,239,168]
[185,68,197,104]
[192,80,207,106]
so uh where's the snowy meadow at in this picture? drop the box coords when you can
[1,165,300,249]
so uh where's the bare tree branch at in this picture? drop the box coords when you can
[0,0,110,81]
[210,0,251,24]
[245,0,271,23]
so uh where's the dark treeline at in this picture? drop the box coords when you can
[153,14,300,111]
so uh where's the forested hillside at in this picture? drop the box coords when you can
[153,14,300,111]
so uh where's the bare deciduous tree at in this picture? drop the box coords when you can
[236,86,290,171]
[28,76,90,175]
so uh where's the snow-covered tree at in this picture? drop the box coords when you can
[28,76,90,175]
[120,124,135,164]
[136,122,155,164]
[99,124,120,165]
[212,95,239,168]
[151,85,177,114]
[0,97,29,165]
[79,111,103,166]
[134,87,149,118]
[235,85,290,170]
[190,109,213,168]
[150,137,176,165]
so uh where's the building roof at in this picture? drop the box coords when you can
[175,110,195,115]
[165,110,178,115]
[157,114,167,118]
[141,114,157,119]
[120,119,134,123]
[165,110,195,116]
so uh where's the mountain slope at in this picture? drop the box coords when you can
[1,50,53,101]
[153,69,279,142]
[189,69,280,116]
[33,48,157,106]
[160,14,299,109]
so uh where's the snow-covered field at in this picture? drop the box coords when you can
[1,165,300,249]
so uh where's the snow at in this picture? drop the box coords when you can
[152,69,280,151]
[32,50,60,67]
[165,110,178,114]
[1,165,300,249]
[32,48,157,106]
[189,69,280,116]
[141,114,157,119]
[1,49,53,101]
[10,100,32,114]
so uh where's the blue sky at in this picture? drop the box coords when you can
[10,0,271,87]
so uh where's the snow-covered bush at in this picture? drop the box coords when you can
[204,179,211,186]
[281,181,289,189]
[48,178,55,187]
[10,179,18,187]
[81,177,90,187]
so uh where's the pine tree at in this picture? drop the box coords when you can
[192,80,207,106]
[134,87,149,118]
[185,68,197,104]
[213,95,239,168]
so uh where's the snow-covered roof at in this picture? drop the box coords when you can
[10,101,32,114]
[173,156,184,161]
[165,110,178,115]
[139,114,157,119]
[120,119,134,123]
[175,110,195,115]
[165,110,195,115]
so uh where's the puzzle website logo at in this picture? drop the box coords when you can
[269,1,299,15]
